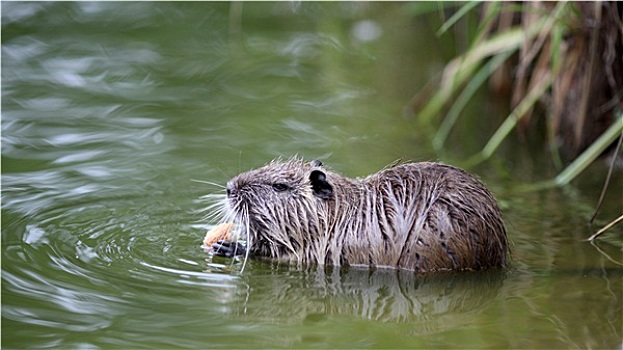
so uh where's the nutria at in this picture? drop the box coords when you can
[210,158,508,272]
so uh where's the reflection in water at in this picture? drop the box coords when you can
[229,264,505,330]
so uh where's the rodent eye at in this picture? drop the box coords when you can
[272,183,290,192]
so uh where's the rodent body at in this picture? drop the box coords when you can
[218,158,508,272]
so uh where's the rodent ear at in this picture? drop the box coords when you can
[309,170,333,199]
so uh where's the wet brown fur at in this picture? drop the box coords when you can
[220,158,508,272]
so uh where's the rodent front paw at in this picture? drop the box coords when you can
[212,240,246,258]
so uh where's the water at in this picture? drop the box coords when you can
[2,2,621,349]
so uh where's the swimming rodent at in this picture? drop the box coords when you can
[211,158,508,272]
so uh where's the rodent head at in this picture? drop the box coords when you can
[225,158,333,259]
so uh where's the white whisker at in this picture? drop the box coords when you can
[192,179,227,189]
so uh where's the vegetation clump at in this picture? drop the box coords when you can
[409,1,622,172]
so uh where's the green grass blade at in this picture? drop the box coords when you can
[465,72,554,167]
[419,12,556,124]
[433,50,514,151]
[554,114,623,186]
[483,74,553,157]
[518,113,623,192]
[419,27,529,123]
[436,1,482,36]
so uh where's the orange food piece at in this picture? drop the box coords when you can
[203,222,235,247]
